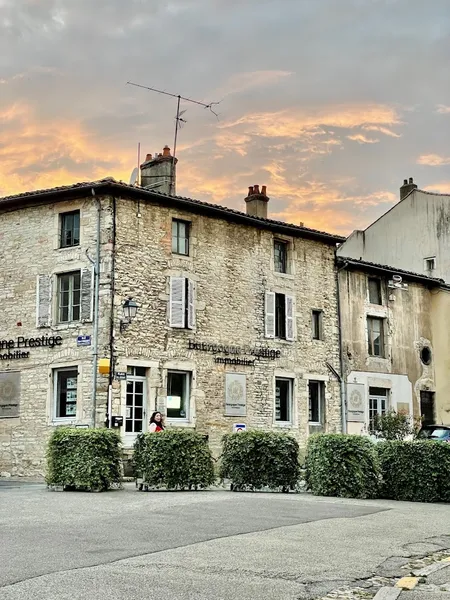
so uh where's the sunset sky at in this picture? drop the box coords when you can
[1,0,449,234]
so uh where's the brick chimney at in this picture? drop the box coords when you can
[245,185,269,218]
[400,177,417,201]
[140,145,178,195]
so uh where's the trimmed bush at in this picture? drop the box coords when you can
[377,440,450,503]
[133,430,215,490]
[305,434,380,499]
[46,427,122,491]
[220,430,300,491]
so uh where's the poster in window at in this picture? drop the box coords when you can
[66,377,77,390]
[66,390,77,403]
[167,395,181,409]
[0,372,21,418]
[66,403,76,416]
[347,383,365,422]
[225,374,246,416]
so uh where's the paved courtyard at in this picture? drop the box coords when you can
[1,480,450,599]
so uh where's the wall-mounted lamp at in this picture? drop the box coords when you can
[120,297,138,333]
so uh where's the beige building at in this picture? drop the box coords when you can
[0,149,344,476]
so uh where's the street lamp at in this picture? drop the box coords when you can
[120,297,138,333]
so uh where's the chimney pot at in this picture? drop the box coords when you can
[163,146,171,157]
[254,184,260,194]
[403,179,408,185]
[145,153,152,162]
[248,186,254,196]
[409,177,413,184]
[261,185,267,196]
[244,184,270,218]
[400,176,418,201]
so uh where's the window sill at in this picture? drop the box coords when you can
[273,421,296,429]
[52,321,91,331]
[308,421,324,426]
[171,253,191,259]
[58,245,81,251]
[51,419,77,426]
[274,272,295,280]
[165,420,195,428]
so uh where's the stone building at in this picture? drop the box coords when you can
[0,149,344,476]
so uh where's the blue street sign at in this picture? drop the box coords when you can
[77,335,92,347]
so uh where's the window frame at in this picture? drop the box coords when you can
[312,309,323,340]
[368,277,382,305]
[274,239,288,274]
[57,271,81,324]
[172,219,190,256]
[308,380,325,424]
[424,256,436,272]
[166,370,191,421]
[60,210,80,249]
[368,387,388,431]
[53,367,78,420]
[274,377,294,424]
[367,316,385,358]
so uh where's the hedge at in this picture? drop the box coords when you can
[377,440,450,503]
[305,434,380,499]
[220,430,300,491]
[46,427,122,491]
[133,430,215,490]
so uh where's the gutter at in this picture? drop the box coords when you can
[335,260,349,434]
[90,189,101,427]
[106,195,117,428]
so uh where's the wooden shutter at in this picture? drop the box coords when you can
[36,275,52,328]
[187,279,195,329]
[285,295,294,341]
[169,276,186,328]
[265,292,275,338]
[81,268,93,322]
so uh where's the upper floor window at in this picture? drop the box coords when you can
[367,316,385,357]
[368,278,382,305]
[172,219,190,256]
[424,257,436,272]
[60,211,80,248]
[312,310,323,340]
[274,240,288,273]
[58,271,81,323]
[168,276,195,329]
[265,292,294,341]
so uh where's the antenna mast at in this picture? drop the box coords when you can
[127,81,220,195]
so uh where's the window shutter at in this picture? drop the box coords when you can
[265,292,276,338]
[81,268,93,322]
[36,275,52,328]
[169,276,186,328]
[285,295,294,341]
[187,279,195,329]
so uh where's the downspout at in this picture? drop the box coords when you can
[106,195,117,428]
[91,189,101,427]
[335,259,349,434]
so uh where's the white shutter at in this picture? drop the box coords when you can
[36,275,52,328]
[265,292,276,338]
[285,295,294,341]
[187,279,196,329]
[169,276,186,328]
[81,268,93,322]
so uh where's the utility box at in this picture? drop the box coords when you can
[111,415,123,428]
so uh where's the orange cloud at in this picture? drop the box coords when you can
[347,134,379,144]
[417,154,450,166]
[216,70,293,97]
[436,105,450,114]
[424,182,450,194]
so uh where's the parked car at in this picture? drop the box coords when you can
[417,424,450,442]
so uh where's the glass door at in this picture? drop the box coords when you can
[123,367,147,445]
[368,387,388,431]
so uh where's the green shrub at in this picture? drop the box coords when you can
[219,430,300,491]
[133,430,215,490]
[46,427,122,491]
[305,434,380,499]
[377,440,450,503]
[372,409,421,441]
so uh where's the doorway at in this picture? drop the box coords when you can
[420,391,435,426]
[123,366,148,445]
[368,387,388,431]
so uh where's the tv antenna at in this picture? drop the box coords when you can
[127,81,221,195]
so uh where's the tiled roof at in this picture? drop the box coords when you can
[0,178,345,244]
[337,256,447,286]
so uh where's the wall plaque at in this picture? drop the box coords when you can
[347,383,365,422]
[225,373,246,417]
[0,372,21,418]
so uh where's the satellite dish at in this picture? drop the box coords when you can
[392,275,402,283]
[129,167,139,185]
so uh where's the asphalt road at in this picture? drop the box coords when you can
[1,481,450,600]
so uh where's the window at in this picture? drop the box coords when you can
[420,390,435,426]
[57,272,81,323]
[309,380,325,423]
[125,367,146,433]
[54,368,78,419]
[369,387,388,430]
[169,277,195,329]
[368,278,382,305]
[274,240,288,273]
[172,219,190,256]
[275,378,293,423]
[312,310,323,340]
[367,316,385,357]
[167,371,190,419]
[60,211,80,248]
[424,257,436,272]
[265,292,294,340]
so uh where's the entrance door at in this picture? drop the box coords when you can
[420,391,435,426]
[368,387,388,431]
[124,367,148,444]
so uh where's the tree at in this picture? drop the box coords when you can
[371,410,421,441]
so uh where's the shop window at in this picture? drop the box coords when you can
[368,278,382,305]
[309,380,325,424]
[60,210,80,248]
[312,310,323,340]
[169,276,195,329]
[274,240,288,273]
[54,368,78,419]
[167,371,190,419]
[275,378,293,423]
[172,219,190,256]
[265,292,294,340]
[57,271,81,323]
[367,316,385,357]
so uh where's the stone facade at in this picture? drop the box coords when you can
[0,181,343,476]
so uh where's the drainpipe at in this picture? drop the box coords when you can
[90,189,101,427]
[106,196,117,429]
[335,260,349,434]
